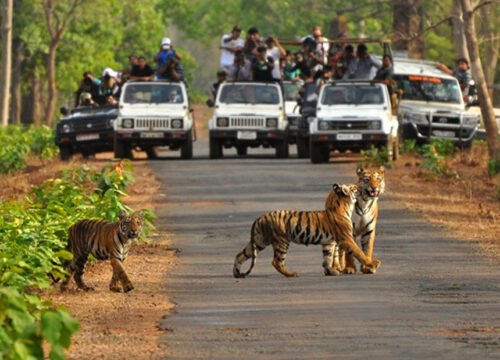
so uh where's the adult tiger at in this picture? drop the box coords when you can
[326,166,385,274]
[233,184,381,278]
[60,210,144,292]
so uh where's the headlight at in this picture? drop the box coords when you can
[266,118,278,128]
[318,120,330,130]
[171,119,183,129]
[122,118,134,128]
[62,124,71,133]
[463,116,479,126]
[368,121,381,130]
[307,116,315,124]
[216,117,229,127]
[404,112,427,125]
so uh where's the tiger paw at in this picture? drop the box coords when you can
[324,268,341,276]
[79,285,95,292]
[361,265,376,274]
[123,283,135,293]
[110,285,123,293]
[343,266,357,275]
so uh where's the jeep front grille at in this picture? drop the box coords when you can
[429,114,460,125]
[328,120,379,130]
[135,118,169,129]
[230,117,265,128]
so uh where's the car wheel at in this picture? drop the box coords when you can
[180,131,193,159]
[209,137,223,159]
[310,140,328,164]
[275,139,289,159]
[236,145,247,156]
[59,145,72,161]
[296,135,310,158]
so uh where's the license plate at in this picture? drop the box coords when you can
[337,133,362,141]
[432,130,455,138]
[140,132,164,139]
[76,133,99,141]
[237,131,257,140]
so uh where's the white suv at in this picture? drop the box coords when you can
[208,82,288,158]
[309,81,399,163]
[115,81,194,159]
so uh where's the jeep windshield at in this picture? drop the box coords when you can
[321,85,384,106]
[283,82,300,102]
[394,75,461,104]
[123,83,184,104]
[219,84,280,105]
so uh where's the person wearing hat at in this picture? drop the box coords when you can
[75,72,101,107]
[243,27,262,62]
[252,45,274,82]
[211,70,227,100]
[227,50,252,81]
[155,37,182,80]
[220,26,244,73]
[99,68,121,103]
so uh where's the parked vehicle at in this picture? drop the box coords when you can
[55,105,117,161]
[283,81,301,145]
[207,82,288,159]
[295,82,320,158]
[308,81,399,163]
[114,81,194,159]
[393,59,480,148]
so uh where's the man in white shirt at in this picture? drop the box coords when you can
[302,26,329,64]
[265,36,286,81]
[220,26,244,73]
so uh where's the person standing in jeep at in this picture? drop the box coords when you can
[220,26,244,74]
[252,46,274,82]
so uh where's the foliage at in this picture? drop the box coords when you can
[400,139,420,155]
[0,126,58,174]
[0,161,153,359]
[360,145,392,168]
[420,139,458,177]
[487,159,500,177]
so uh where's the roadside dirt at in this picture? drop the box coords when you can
[387,143,500,262]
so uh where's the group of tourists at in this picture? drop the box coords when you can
[75,37,185,107]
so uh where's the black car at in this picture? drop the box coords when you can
[55,105,117,160]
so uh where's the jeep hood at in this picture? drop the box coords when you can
[119,104,186,118]
[400,100,465,113]
[214,105,282,117]
[317,107,387,119]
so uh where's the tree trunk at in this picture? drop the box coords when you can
[44,40,58,127]
[460,0,497,160]
[0,0,13,126]
[391,0,424,59]
[451,0,470,60]
[478,5,498,96]
[11,37,23,124]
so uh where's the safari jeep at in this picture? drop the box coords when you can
[207,82,288,159]
[114,81,194,159]
[309,81,399,164]
[283,81,301,145]
[393,59,480,148]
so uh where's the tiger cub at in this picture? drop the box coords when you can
[61,210,144,292]
[233,184,381,278]
[327,166,385,274]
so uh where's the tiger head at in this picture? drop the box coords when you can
[325,183,360,212]
[118,210,144,240]
[356,166,385,199]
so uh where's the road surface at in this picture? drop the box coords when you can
[150,141,500,359]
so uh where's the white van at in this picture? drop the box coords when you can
[393,59,480,147]
[207,82,288,158]
[115,81,194,159]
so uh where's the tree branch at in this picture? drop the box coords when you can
[472,0,496,13]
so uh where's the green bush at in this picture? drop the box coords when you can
[360,145,392,168]
[0,161,153,359]
[487,159,500,177]
[400,139,419,154]
[420,139,458,177]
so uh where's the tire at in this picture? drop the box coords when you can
[310,140,329,163]
[209,137,223,159]
[146,147,158,160]
[114,137,132,159]
[180,131,193,159]
[275,139,289,159]
[236,145,247,156]
[296,135,310,158]
[59,145,72,161]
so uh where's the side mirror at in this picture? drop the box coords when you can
[189,108,194,113]
[60,107,69,116]
[206,99,215,108]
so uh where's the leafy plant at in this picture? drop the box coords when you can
[400,139,419,155]
[360,145,392,168]
[420,139,458,178]
[487,159,500,177]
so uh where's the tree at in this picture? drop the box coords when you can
[392,0,424,58]
[0,0,13,126]
[460,0,498,160]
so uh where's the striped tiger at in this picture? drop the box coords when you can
[327,166,385,274]
[233,184,381,278]
[60,210,144,292]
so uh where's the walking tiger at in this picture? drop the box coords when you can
[61,210,144,292]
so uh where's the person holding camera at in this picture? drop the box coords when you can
[265,36,286,81]
[243,27,262,62]
[227,50,252,81]
[130,56,155,81]
[252,46,275,82]
[220,26,244,73]
[155,37,182,80]
[75,72,101,107]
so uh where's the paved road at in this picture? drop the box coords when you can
[151,140,500,360]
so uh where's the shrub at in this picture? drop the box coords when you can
[360,145,392,168]
[420,139,458,178]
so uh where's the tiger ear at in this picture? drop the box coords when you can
[136,210,145,221]
[332,183,340,192]
[356,166,365,176]
[378,165,385,174]
[332,183,347,196]
[118,210,127,220]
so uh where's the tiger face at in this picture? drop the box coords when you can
[356,166,385,199]
[118,210,144,240]
[325,183,361,211]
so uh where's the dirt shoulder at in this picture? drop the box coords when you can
[386,144,499,262]
[0,155,175,359]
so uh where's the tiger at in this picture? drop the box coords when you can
[233,184,381,278]
[60,210,144,293]
[327,166,385,274]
